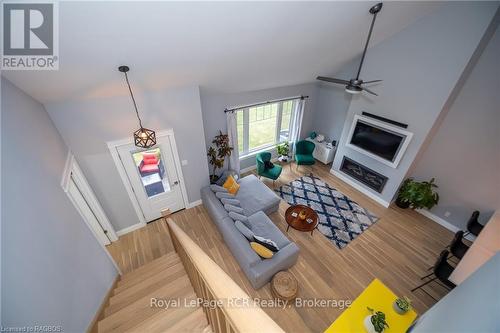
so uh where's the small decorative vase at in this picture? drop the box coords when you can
[393,301,407,315]
[298,210,307,220]
[363,316,377,333]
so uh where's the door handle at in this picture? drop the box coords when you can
[173,181,179,186]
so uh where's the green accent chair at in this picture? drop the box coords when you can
[295,140,316,170]
[256,152,282,186]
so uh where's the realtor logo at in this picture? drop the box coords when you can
[2,1,59,70]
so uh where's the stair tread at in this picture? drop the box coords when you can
[106,263,187,315]
[123,293,199,333]
[115,256,181,291]
[98,275,193,333]
[117,253,179,285]
[164,308,209,333]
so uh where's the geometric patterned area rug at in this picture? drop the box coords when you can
[275,174,379,249]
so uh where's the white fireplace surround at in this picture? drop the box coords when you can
[346,114,413,168]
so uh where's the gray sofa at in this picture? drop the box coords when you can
[201,174,299,289]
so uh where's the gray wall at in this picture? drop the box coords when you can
[45,86,209,231]
[412,252,500,332]
[200,83,318,170]
[331,2,498,204]
[311,60,359,145]
[411,22,500,229]
[1,78,118,331]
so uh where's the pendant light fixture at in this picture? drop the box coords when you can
[118,65,156,149]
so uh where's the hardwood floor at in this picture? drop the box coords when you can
[107,162,455,333]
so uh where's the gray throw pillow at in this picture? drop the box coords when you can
[234,221,255,241]
[210,184,228,193]
[224,204,244,214]
[221,198,241,206]
[228,212,251,228]
[254,235,280,252]
[215,192,235,199]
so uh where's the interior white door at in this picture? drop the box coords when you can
[68,178,112,246]
[117,134,185,222]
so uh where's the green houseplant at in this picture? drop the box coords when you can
[277,141,290,162]
[396,178,439,210]
[365,307,389,333]
[207,130,233,184]
[393,296,412,314]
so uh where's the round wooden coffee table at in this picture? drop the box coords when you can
[285,204,319,235]
[271,271,298,302]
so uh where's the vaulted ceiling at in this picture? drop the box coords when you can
[3,1,443,104]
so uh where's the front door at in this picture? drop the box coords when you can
[117,134,185,222]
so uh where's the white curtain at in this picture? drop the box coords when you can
[289,98,305,160]
[226,111,240,176]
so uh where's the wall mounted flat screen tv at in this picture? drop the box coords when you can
[346,115,413,168]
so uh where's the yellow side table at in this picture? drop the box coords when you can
[324,279,417,333]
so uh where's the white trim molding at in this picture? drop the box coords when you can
[116,222,146,237]
[187,199,203,209]
[330,169,390,208]
[346,114,413,169]
[416,209,476,241]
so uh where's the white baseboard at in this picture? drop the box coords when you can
[116,222,146,236]
[416,209,476,241]
[330,169,390,208]
[186,199,202,209]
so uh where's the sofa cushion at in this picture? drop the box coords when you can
[235,221,255,241]
[235,175,281,216]
[228,212,251,228]
[221,198,241,206]
[250,242,274,259]
[216,170,239,186]
[224,204,244,215]
[223,175,240,195]
[254,235,279,252]
[248,211,290,250]
[216,192,235,200]
[210,184,228,193]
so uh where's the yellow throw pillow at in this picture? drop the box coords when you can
[223,175,240,195]
[250,242,274,259]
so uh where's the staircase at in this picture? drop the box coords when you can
[97,252,212,333]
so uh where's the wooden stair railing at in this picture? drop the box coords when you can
[166,218,285,333]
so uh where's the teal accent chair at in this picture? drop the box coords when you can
[295,140,315,170]
[256,152,282,186]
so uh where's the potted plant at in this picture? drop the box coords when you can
[395,178,439,209]
[393,296,412,314]
[207,130,233,184]
[364,307,389,333]
[277,141,290,162]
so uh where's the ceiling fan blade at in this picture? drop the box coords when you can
[362,87,378,96]
[361,80,382,84]
[316,76,350,85]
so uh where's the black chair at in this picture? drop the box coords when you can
[464,210,483,237]
[448,230,469,262]
[412,250,456,300]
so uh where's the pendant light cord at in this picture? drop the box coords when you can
[123,71,143,128]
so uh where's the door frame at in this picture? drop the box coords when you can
[107,129,189,226]
[61,152,122,275]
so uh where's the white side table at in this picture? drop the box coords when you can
[305,137,336,164]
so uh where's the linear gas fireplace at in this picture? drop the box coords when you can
[340,157,388,193]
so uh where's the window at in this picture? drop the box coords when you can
[236,99,298,156]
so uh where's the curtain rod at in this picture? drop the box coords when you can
[224,95,309,113]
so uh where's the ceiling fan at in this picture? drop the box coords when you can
[317,2,383,96]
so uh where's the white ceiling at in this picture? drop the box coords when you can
[3,1,443,104]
